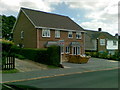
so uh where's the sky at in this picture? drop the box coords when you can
[0,0,119,36]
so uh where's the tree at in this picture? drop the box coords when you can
[2,15,16,40]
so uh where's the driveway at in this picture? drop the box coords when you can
[15,58,49,72]
[63,58,118,70]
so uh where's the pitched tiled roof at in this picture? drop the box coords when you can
[84,29,118,50]
[21,7,84,31]
[85,29,117,40]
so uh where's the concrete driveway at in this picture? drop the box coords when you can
[63,57,118,70]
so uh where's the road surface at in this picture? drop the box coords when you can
[5,69,118,88]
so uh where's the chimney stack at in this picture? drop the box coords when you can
[98,28,102,32]
[115,33,118,39]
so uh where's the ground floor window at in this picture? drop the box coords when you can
[66,46,70,54]
[61,46,64,54]
[73,46,80,55]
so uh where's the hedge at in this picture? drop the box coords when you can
[85,51,120,61]
[1,40,61,66]
[47,45,61,66]
[11,45,60,66]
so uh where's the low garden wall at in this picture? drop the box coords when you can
[68,54,91,64]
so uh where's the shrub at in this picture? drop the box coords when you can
[85,52,91,56]
[47,45,60,66]
[15,54,25,60]
[1,39,14,52]
[99,52,108,59]
[109,52,120,61]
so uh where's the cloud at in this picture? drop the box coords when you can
[64,0,119,35]
[0,0,119,35]
[0,0,54,16]
[80,20,118,35]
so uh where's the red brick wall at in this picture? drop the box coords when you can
[37,29,85,55]
[97,35,107,52]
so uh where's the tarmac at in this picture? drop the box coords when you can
[1,58,119,83]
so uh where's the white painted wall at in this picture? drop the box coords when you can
[107,40,118,50]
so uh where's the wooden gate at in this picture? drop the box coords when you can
[2,56,15,70]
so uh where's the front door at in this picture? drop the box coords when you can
[73,46,80,55]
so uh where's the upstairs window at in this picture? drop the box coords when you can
[42,29,50,37]
[76,32,81,39]
[21,31,24,39]
[100,39,105,45]
[113,41,117,45]
[55,30,60,38]
[68,31,73,38]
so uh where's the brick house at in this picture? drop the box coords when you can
[13,7,85,61]
[85,28,118,55]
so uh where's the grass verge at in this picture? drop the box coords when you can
[1,69,19,73]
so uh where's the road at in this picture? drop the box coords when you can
[5,69,118,88]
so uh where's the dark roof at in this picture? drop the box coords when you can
[85,29,117,40]
[21,7,84,31]
[84,29,118,50]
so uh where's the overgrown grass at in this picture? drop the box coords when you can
[47,65,60,69]
[2,69,19,73]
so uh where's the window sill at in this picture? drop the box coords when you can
[42,36,50,38]
[55,37,60,39]
[65,52,70,54]
[68,37,73,38]
[76,38,82,40]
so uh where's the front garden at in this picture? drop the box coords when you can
[85,51,120,61]
[1,39,61,71]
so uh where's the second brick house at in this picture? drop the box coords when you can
[85,28,118,55]
[13,7,85,61]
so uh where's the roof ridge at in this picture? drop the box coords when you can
[21,7,68,18]
[84,29,107,33]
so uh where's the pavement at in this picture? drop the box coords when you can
[1,58,119,83]
[15,58,49,72]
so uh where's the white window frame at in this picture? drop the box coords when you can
[42,28,50,37]
[72,46,80,55]
[68,31,73,38]
[21,31,24,39]
[61,46,64,54]
[76,32,81,39]
[100,39,105,45]
[66,46,70,54]
[55,30,60,38]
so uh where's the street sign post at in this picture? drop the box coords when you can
[57,40,64,64]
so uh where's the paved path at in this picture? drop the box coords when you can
[15,58,49,72]
[2,58,119,83]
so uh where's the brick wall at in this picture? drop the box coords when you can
[37,29,85,61]
[97,35,107,52]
